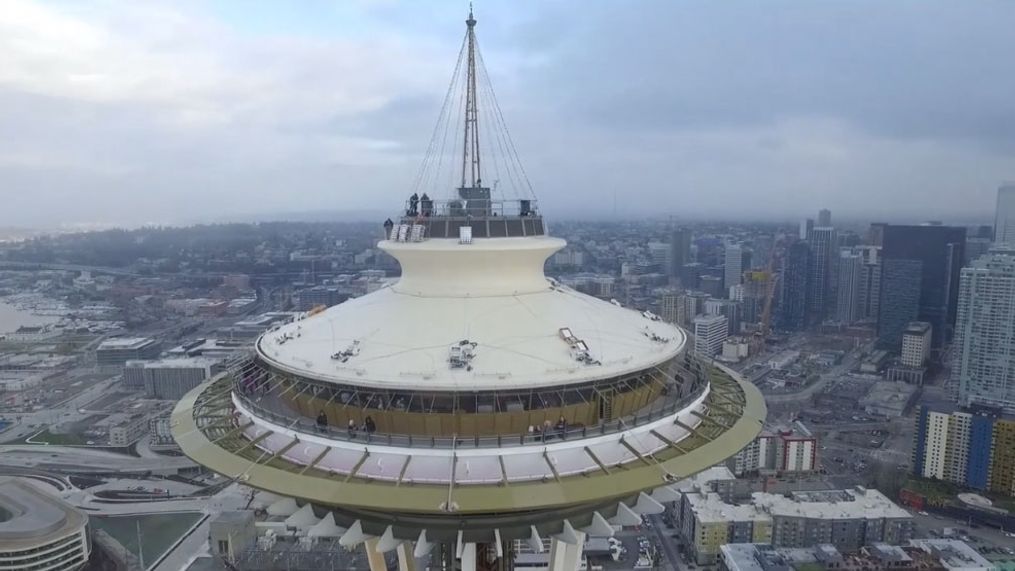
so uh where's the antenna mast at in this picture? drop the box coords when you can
[461,4,481,189]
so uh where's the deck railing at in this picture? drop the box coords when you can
[230,373,709,450]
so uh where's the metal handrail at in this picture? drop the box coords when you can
[398,197,539,219]
[230,376,709,450]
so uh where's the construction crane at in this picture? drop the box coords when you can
[757,232,787,341]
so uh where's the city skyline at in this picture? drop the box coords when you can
[5,4,1015,569]
[2,1,1015,228]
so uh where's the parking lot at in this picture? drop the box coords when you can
[911,510,1015,565]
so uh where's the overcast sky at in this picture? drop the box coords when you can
[2,0,1013,228]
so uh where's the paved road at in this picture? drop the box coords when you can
[648,515,682,571]
[0,446,195,473]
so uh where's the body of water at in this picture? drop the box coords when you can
[0,301,59,334]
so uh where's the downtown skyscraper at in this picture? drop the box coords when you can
[806,227,837,324]
[996,183,1015,245]
[877,224,965,350]
[778,241,810,331]
[724,244,751,296]
[835,249,863,323]
[953,248,1015,415]
[670,227,692,280]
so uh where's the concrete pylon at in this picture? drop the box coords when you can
[547,530,585,571]
[460,542,477,571]
[396,542,417,571]
[363,538,387,571]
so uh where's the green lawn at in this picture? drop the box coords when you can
[25,429,90,446]
[904,477,961,500]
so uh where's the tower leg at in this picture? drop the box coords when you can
[364,538,387,571]
[548,531,585,571]
[460,542,477,571]
[397,542,418,571]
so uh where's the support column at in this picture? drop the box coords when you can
[364,538,387,571]
[397,542,417,571]
[460,542,477,571]
[547,531,585,571]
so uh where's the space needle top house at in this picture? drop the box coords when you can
[173,8,764,571]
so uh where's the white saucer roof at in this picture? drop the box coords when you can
[257,237,685,391]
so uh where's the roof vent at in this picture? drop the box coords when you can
[331,340,361,362]
[449,340,478,369]
[559,327,601,366]
[643,327,669,343]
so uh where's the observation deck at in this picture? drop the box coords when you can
[394,198,544,239]
[173,361,764,540]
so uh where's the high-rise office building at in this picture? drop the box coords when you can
[669,228,692,278]
[953,249,1015,414]
[738,271,770,325]
[705,298,741,336]
[799,218,814,241]
[965,236,992,266]
[806,227,836,323]
[659,290,681,324]
[694,314,729,357]
[877,259,922,349]
[817,209,832,227]
[677,291,711,327]
[699,275,724,298]
[680,262,705,290]
[900,322,932,368]
[868,223,887,247]
[879,224,966,349]
[856,246,882,322]
[835,249,863,324]
[724,244,751,295]
[777,241,809,331]
[647,241,670,274]
[995,183,1015,245]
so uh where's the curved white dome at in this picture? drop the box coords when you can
[257,237,686,391]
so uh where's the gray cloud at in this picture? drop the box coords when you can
[0,0,1013,228]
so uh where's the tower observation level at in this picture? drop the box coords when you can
[173,9,765,571]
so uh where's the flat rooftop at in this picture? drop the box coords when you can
[131,357,221,369]
[675,466,736,493]
[756,487,911,520]
[0,477,87,549]
[721,544,792,571]
[688,487,911,524]
[687,492,773,524]
[909,539,993,570]
[98,337,156,350]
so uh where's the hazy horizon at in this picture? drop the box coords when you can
[2,1,1013,228]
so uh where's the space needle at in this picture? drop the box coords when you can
[173,8,765,571]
